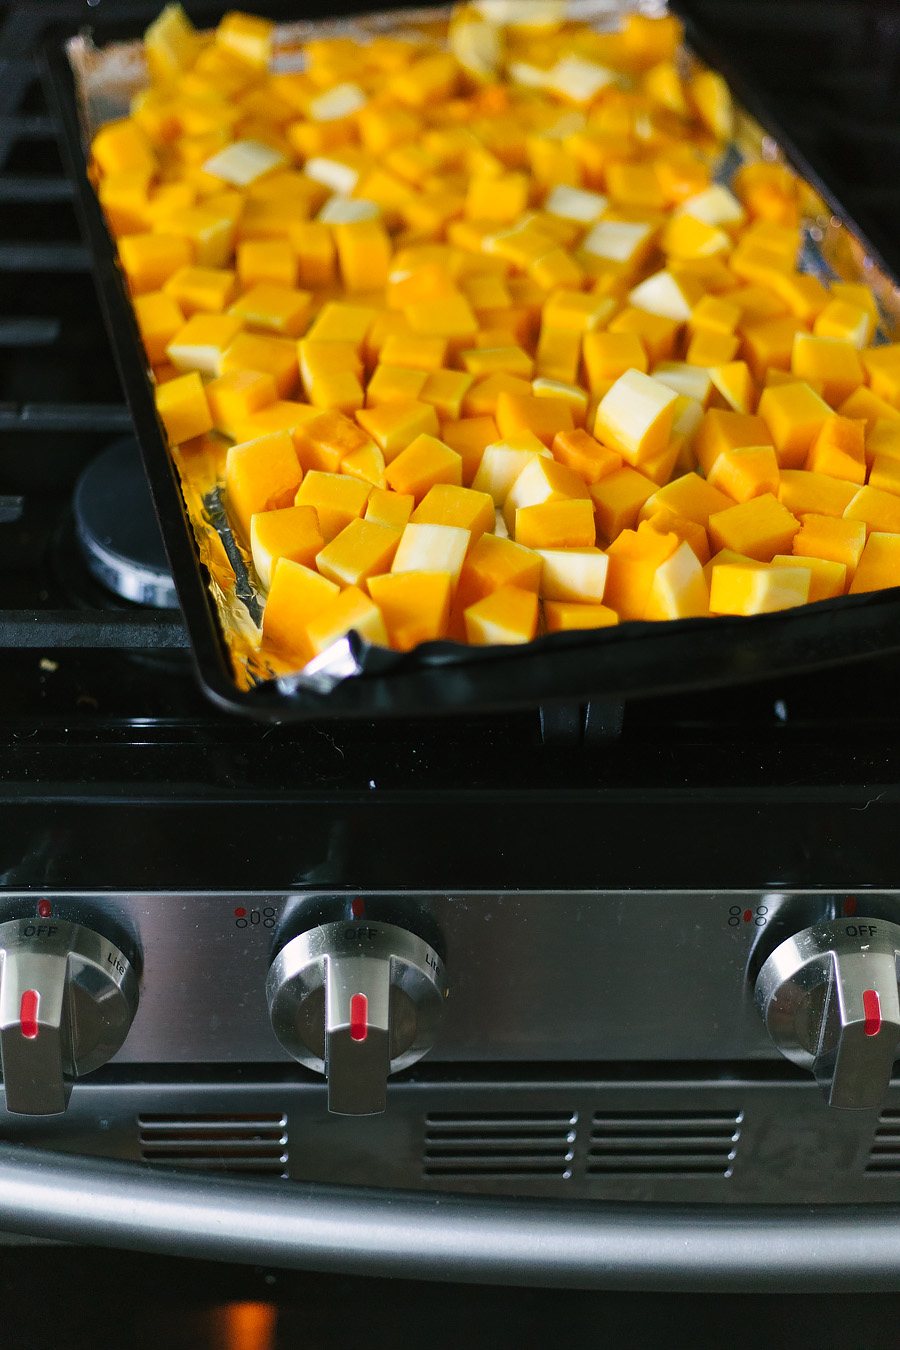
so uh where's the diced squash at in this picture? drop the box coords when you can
[250,505,324,589]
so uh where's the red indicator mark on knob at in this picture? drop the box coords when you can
[20,990,39,1039]
[743,909,753,923]
[864,989,882,1037]
[37,900,51,919]
[351,897,366,918]
[350,993,368,1042]
[844,896,858,917]
[234,907,247,918]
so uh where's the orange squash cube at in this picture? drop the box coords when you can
[385,434,463,503]
[229,284,313,339]
[419,370,475,422]
[356,400,440,461]
[792,513,866,581]
[154,370,213,446]
[643,540,710,619]
[225,431,304,542]
[843,486,900,536]
[707,493,800,562]
[315,518,401,588]
[440,417,500,485]
[514,498,596,550]
[163,265,236,317]
[133,290,184,365]
[776,470,857,519]
[869,456,900,497]
[366,487,414,532]
[304,585,389,655]
[603,523,679,621]
[804,415,866,484]
[166,313,243,376]
[791,333,864,407]
[334,219,392,292]
[503,455,590,533]
[220,332,299,398]
[205,369,278,436]
[118,233,194,295]
[693,409,775,474]
[464,585,540,645]
[848,533,900,594]
[861,346,900,406]
[294,470,371,541]
[411,485,495,542]
[456,534,542,610]
[594,370,678,466]
[544,600,618,632]
[770,554,847,602]
[391,523,470,585]
[756,381,833,469]
[262,559,339,662]
[366,365,429,407]
[590,465,657,540]
[250,505,324,589]
[288,221,337,287]
[366,571,453,649]
[535,548,609,604]
[707,447,780,503]
[552,428,622,485]
[709,560,810,614]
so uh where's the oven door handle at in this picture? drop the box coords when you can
[0,1141,897,1291]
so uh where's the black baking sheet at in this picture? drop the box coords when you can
[42,7,900,722]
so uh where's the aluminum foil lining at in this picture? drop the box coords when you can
[68,3,900,697]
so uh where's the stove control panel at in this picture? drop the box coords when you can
[755,917,900,1110]
[0,916,139,1115]
[266,920,447,1115]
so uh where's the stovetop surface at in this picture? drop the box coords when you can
[1,0,900,804]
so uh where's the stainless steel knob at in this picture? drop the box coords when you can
[266,919,447,1116]
[0,917,139,1115]
[755,917,900,1110]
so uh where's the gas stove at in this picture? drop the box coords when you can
[3,0,900,1292]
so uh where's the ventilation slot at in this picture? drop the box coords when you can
[424,1111,577,1179]
[865,1111,900,1172]
[138,1113,288,1177]
[588,1110,742,1177]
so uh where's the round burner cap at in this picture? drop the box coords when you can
[74,438,179,610]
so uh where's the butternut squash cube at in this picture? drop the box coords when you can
[707,447,780,503]
[292,409,373,476]
[230,401,320,446]
[306,302,378,347]
[791,333,864,407]
[384,434,463,502]
[133,290,184,365]
[365,487,414,532]
[262,559,339,662]
[644,539,710,619]
[366,571,453,649]
[707,493,800,561]
[709,560,809,614]
[536,548,609,603]
[793,513,866,581]
[154,370,213,446]
[462,373,533,418]
[708,361,757,415]
[305,585,389,655]
[740,316,803,382]
[515,498,596,550]
[472,444,547,504]
[848,533,900,594]
[225,431,303,542]
[289,221,337,288]
[776,470,857,519]
[756,381,833,469]
[813,299,873,349]
[355,400,440,462]
[404,294,478,341]
[464,585,540,645]
[250,505,324,590]
[441,417,500,485]
[684,329,739,367]
[166,313,243,376]
[868,456,900,497]
[503,455,590,533]
[294,470,371,541]
[603,523,679,621]
[552,428,622,485]
[411,485,495,542]
[216,11,274,68]
[838,386,900,431]
[867,421,900,468]
[590,465,657,539]
[843,486,900,536]
[118,233,194,295]
[228,284,313,339]
[419,370,475,422]
[693,409,774,475]
[544,600,618,631]
[582,331,648,393]
[220,332,299,398]
[340,442,387,489]
[453,533,540,611]
[594,369,678,466]
[770,554,846,603]
[391,523,470,584]
[316,518,401,588]
[607,308,680,366]
[805,415,866,484]
[163,266,235,317]
[861,346,900,407]
[205,369,277,436]
[334,219,392,292]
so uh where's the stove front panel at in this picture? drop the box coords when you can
[0,889,886,1066]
